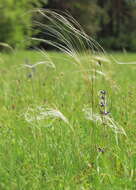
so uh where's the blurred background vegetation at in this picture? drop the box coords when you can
[0,0,136,51]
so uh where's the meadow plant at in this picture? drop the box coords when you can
[24,106,69,125]
[32,10,111,102]
[29,9,127,138]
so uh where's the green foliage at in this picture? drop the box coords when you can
[97,0,136,51]
[67,0,103,36]
[0,0,43,48]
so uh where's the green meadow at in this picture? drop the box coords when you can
[0,51,136,189]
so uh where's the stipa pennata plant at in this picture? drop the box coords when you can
[0,42,13,51]
[23,105,75,131]
[23,49,56,70]
[21,49,56,79]
[31,9,111,108]
[24,106,69,125]
[28,9,127,139]
[31,9,125,125]
[83,89,126,144]
[31,9,110,73]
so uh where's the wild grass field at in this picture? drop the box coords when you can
[0,50,135,190]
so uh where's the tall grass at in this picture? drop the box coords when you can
[0,9,135,190]
[31,9,127,139]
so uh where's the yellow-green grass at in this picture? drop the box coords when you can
[0,50,135,190]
